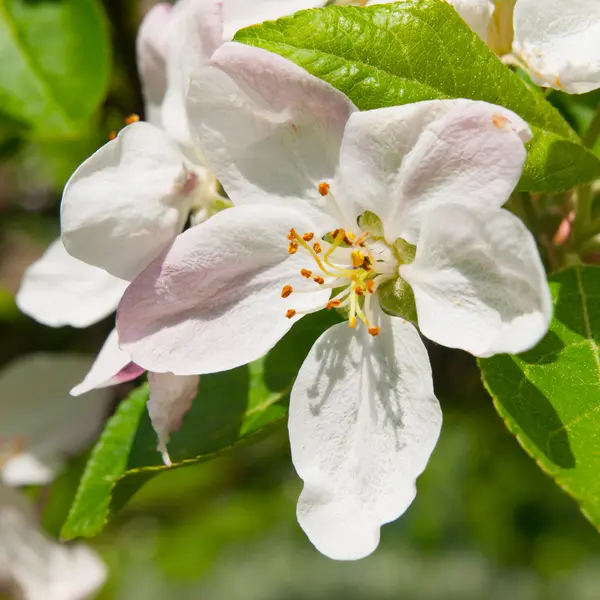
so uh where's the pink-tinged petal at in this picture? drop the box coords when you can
[61,122,194,281]
[222,0,323,41]
[147,372,199,466]
[513,0,600,94]
[401,205,552,357]
[337,99,531,244]
[0,355,112,486]
[161,0,223,150]
[0,486,107,600]
[136,3,172,127]
[186,42,358,235]
[118,204,330,375]
[70,329,144,397]
[16,239,128,328]
[289,305,441,560]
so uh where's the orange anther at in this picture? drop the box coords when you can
[313,276,325,285]
[287,229,295,241]
[300,269,312,278]
[313,242,322,254]
[367,280,375,294]
[288,242,298,254]
[327,300,341,310]
[109,130,117,141]
[302,232,314,241]
[355,286,364,296]
[281,285,293,298]
[368,326,381,336]
[286,309,297,319]
[125,113,140,125]
[318,182,330,196]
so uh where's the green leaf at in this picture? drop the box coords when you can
[235,1,600,192]
[0,0,111,138]
[480,265,600,530]
[61,310,341,540]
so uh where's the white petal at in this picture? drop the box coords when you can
[447,0,495,41]
[118,204,330,375]
[336,99,531,244]
[70,329,144,397]
[289,307,442,560]
[0,486,107,600]
[186,42,357,234]
[160,0,223,150]
[61,122,193,281]
[401,205,552,357]
[0,355,112,486]
[16,239,128,328]
[513,0,600,94]
[136,3,172,127]
[147,373,199,466]
[222,0,323,41]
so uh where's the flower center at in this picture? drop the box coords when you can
[282,220,397,336]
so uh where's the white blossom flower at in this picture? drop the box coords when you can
[62,0,321,282]
[0,355,108,599]
[0,487,107,600]
[442,0,600,94]
[116,44,552,559]
[0,354,112,486]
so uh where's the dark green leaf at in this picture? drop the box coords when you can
[61,310,341,539]
[235,1,600,192]
[0,0,111,138]
[480,265,600,530]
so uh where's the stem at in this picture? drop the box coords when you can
[583,105,600,148]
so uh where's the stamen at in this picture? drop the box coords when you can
[286,309,297,319]
[354,286,364,296]
[302,232,314,241]
[313,276,325,285]
[287,229,295,241]
[313,242,322,254]
[318,182,330,196]
[125,113,140,125]
[354,231,369,247]
[109,130,117,141]
[327,299,341,310]
[281,285,293,298]
[351,250,365,268]
[300,269,312,278]
[367,280,375,294]
[368,326,381,336]
[288,241,298,254]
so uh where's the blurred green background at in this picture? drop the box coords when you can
[1,1,600,598]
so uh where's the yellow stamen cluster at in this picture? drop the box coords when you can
[283,224,381,336]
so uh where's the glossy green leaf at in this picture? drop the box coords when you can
[61,310,341,540]
[480,265,600,530]
[0,0,111,138]
[235,1,600,192]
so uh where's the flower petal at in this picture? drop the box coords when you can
[16,239,128,328]
[336,99,531,244]
[160,0,223,150]
[61,122,194,281]
[70,329,144,397]
[118,204,330,375]
[289,306,441,560]
[221,0,323,41]
[0,486,107,600]
[447,0,495,41]
[0,355,112,486]
[147,372,199,466]
[186,42,357,234]
[136,3,172,127]
[513,0,600,94]
[401,204,552,357]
